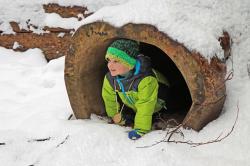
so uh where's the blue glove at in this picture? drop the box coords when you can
[128,129,146,140]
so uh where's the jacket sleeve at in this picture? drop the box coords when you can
[134,76,159,132]
[102,76,120,118]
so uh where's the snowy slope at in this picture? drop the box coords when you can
[0,0,250,166]
[0,0,127,34]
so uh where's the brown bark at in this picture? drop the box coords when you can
[64,22,229,131]
[0,3,94,60]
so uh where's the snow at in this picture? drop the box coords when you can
[12,42,21,50]
[0,0,127,34]
[1,0,249,59]
[0,0,250,166]
[80,0,250,59]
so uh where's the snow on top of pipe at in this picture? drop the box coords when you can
[79,0,250,60]
[0,0,249,60]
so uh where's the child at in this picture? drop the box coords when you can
[102,39,169,140]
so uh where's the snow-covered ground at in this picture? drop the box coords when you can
[0,0,127,34]
[0,0,250,166]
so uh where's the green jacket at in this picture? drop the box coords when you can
[102,55,169,132]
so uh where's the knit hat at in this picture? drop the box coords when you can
[105,39,140,69]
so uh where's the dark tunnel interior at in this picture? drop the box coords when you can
[102,39,192,127]
[139,42,192,124]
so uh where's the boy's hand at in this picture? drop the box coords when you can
[112,113,125,125]
[128,129,147,140]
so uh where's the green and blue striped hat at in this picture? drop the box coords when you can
[105,39,140,69]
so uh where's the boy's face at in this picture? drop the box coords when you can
[107,58,131,76]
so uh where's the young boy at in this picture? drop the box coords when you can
[102,39,168,140]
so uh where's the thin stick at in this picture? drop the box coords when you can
[27,137,51,142]
[137,101,239,148]
[67,114,73,120]
[56,135,69,148]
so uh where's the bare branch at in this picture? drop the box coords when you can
[67,114,73,120]
[56,135,69,148]
[27,137,51,142]
[137,101,239,148]
[138,51,236,149]
[184,102,238,147]
[166,124,183,142]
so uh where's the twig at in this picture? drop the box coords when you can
[137,101,239,148]
[28,135,70,166]
[137,140,166,148]
[0,142,6,146]
[169,101,239,147]
[67,114,73,120]
[216,70,234,91]
[137,124,184,149]
[154,112,180,130]
[162,56,236,147]
[56,135,69,148]
[27,137,51,142]
[139,49,236,149]
[166,124,183,141]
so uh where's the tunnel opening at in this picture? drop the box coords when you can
[139,42,192,127]
[65,22,227,131]
[100,38,192,128]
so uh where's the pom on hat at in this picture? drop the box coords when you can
[105,39,140,69]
